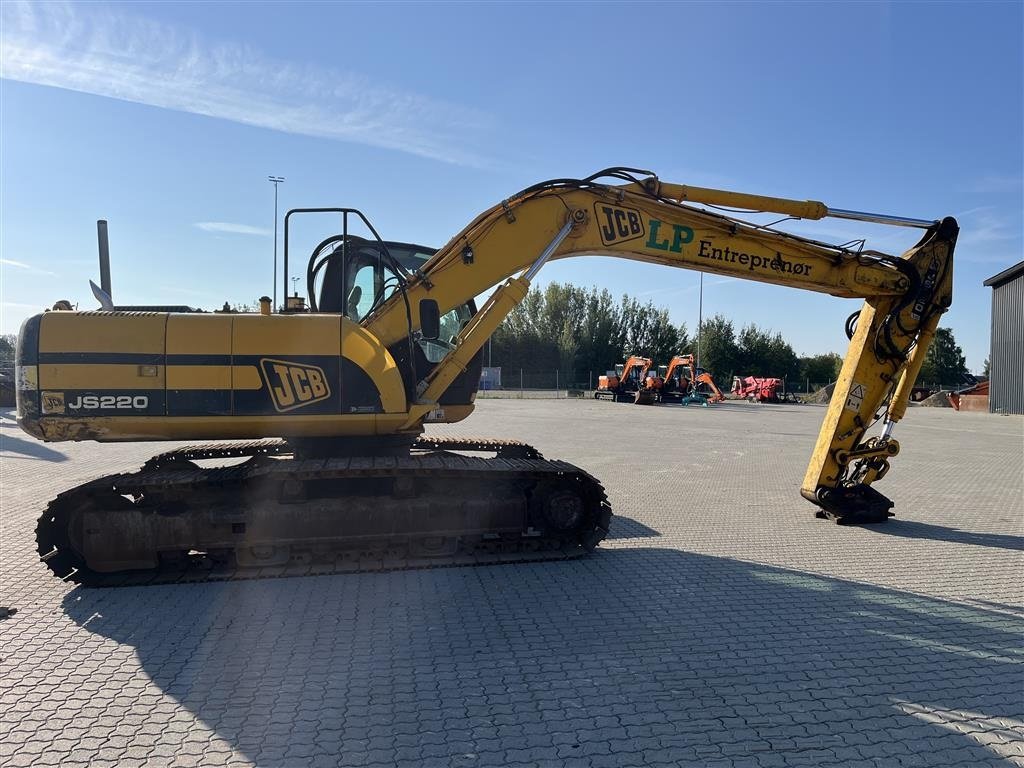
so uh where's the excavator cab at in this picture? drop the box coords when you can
[310,234,434,320]
[289,210,477,370]
[309,235,475,364]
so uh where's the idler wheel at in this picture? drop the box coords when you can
[531,481,586,533]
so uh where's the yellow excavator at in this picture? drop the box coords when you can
[16,167,956,585]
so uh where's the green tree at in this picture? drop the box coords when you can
[0,334,15,358]
[697,314,740,385]
[766,332,800,382]
[490,288,557,374]
[733,323,799,381]
[647,312,688,367]
[737,324,773,374]
[983,356,990,378]
[617,296,688,362]
[618,296,651,356]
[577,287,622,379]
[555,318,579,383]
[800,353,843,384]
[918,327,968,386]
[489,284,815,390]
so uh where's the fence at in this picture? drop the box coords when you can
[473,371,966,402]
[474,369,581,399]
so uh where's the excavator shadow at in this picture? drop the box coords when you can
[59,548,1022,766]
[866,519,1024,552]
[605,516,661,540]
[1,407,64,461]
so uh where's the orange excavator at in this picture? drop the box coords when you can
[595,355,657,404]
[648,354,726,405]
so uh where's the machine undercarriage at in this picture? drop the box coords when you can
[36,437,611,587]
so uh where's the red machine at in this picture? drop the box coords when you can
[732,376,785,403]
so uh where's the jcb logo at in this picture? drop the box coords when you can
[260,359,331,412]
[595,203,645,246]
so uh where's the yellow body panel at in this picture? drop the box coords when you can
[166,365,232,390]
[341,320,407,414]
[39,364,165,390]
[40,312,166,353]
[20,310,415,441]
[231,314,341,355]
[232,366,263,390]
[167,314,231,354]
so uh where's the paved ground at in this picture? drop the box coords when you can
[1,401,1022,767]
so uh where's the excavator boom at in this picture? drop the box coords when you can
[366,169,955,521]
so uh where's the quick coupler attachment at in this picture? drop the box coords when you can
[810,484,895,525]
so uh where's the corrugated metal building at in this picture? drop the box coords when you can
[983,261,1024,415]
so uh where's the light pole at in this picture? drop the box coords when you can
[696,272,703,368]
[269,175,285,310]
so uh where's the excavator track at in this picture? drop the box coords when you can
[36,438,611,587]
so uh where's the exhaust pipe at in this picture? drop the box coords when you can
[97,219,112,299]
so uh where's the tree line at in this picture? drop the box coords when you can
[0,292,972,389]
[487,283,970,388]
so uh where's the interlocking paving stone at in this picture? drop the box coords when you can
[1,402,1022,767]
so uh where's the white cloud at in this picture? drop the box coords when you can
[0,1,493,167]
[953,206,1022,261]
[969,173,1023,194]
[195,222,272,237]
[637,276,735,299]
[1,257,57,276]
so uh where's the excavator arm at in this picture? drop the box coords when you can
[663,355,695,388]
[693,372,725,404]
[367,168,957,523]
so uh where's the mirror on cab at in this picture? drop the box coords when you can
[419,298,441,340]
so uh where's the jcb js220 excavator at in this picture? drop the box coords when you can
[16,168,957,586]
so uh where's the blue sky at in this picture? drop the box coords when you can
[1,1,1020,373]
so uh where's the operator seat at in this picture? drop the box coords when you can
[346,286,362,320]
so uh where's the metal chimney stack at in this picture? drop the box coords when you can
[97,220,112,299]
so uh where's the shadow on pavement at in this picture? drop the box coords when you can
[62,548,1022,767]
[0,433,68,462]
[1,407,69,462]
[605,516,661,540]
[869,519,1024,552]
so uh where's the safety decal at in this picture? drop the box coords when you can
[844,382,866,413]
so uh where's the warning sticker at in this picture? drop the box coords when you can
[844,382,866,413]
